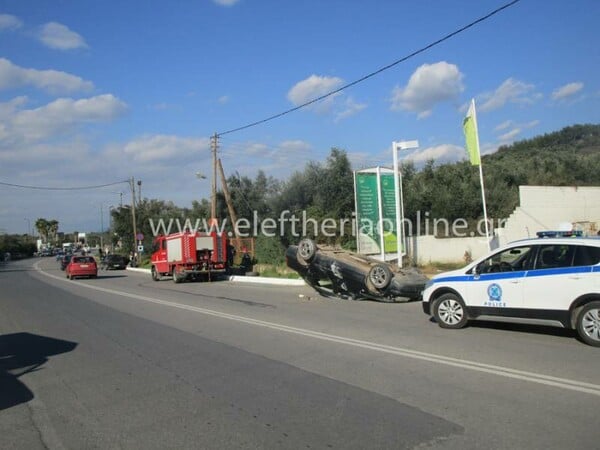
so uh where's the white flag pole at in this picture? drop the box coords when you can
[471,99,491,250]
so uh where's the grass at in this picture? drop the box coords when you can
[253,263,301,279]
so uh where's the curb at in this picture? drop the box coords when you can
[125,267,306,286]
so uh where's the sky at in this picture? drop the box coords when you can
[1,0,599,235]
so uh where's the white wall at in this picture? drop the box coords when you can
[407,234,492,265]
[408,186,600,265]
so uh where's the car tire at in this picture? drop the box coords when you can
[576,301,600,347]
[368,263,392,290]
[151,266,160,282]
[297,239,317,263]
[433,293,468,329]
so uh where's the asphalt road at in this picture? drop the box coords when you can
[1,257,599,449]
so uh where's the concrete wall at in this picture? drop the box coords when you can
[408,186,600,265]
[407,234,492,266]
[499,186,600,244]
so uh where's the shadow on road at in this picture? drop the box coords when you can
[0,332,78,410]
[470,320,577,339]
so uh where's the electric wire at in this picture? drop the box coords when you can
[0,179,129,191]
[217,0,521,137]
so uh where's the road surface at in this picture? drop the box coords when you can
[1,257,599,449]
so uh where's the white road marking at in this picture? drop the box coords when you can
[35,262,600,397]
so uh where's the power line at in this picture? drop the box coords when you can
[217,0,521,137]
[0,179,129,191]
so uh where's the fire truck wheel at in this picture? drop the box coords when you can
[151,266,160,281]
[173,270,184,283]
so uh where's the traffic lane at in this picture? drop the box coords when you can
[0,263,460,449]
[34,257,600,385]
[17,259,600,449]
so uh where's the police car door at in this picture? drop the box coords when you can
[522,244,598,314]
[467,245,533,311]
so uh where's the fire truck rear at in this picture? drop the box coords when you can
[150,230,229,283]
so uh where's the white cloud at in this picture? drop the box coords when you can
[218,139,315,174]
[334,97,367,122]
[287,75,366,121]
[0,14,22,31]
[390,62,464,118]
[523,120,540,129]
[495,120,513,131]
[277,140,312,154]
[551,82,584,100]
[0,96,28,120]
[498,128,521,142]
[479,78,541,112]
[0,58,94,94]
[4,94,127,142]
[38,22,88,50]
[287,74,344,111]
[212,0,241,6]
[122,135,211,163]
[402,144,466,164]
[218,95,230,104]
[494,119,539,143]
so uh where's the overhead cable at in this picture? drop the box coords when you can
[0,179,129,191]
[217,0,521,137]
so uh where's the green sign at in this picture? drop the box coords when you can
[380,174,398,253]
[354,170,398,255]
[355,172,380,254]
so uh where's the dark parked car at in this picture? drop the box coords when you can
[60,254,72,271]
[100,254,129,270]
[286,239,428,302]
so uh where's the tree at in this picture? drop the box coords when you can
[47,220,59,244]
[35,218,49,243]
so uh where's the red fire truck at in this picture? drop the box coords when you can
[150,230,229,283]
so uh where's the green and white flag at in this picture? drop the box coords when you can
[463,99,481,166]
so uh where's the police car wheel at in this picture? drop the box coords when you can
[576,301,600,347]
[433,293,468,329]
[297,239,317,263]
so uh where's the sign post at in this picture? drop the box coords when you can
[392,140,419,269]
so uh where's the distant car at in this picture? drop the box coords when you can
[422,233,600,346]
[60,254,72,270]
[100,254,129,270]
[65,256,98,280]
[286,239,428,302]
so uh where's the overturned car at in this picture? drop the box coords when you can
[286,239,428,302]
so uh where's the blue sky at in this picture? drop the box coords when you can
[1,0,599,234]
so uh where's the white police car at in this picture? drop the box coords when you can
[422,232,600,346]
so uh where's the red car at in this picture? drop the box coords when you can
[66,256,98,280]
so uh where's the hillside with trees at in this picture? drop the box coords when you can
[111,123,600,263]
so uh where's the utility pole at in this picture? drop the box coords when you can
[100,204,104,250]
[218,158,239,238]
[210,133,218,224]
[129,177,137,259]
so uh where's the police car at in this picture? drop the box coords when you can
[422,232,600,346]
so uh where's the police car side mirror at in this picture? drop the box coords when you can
[474,263,484,275]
